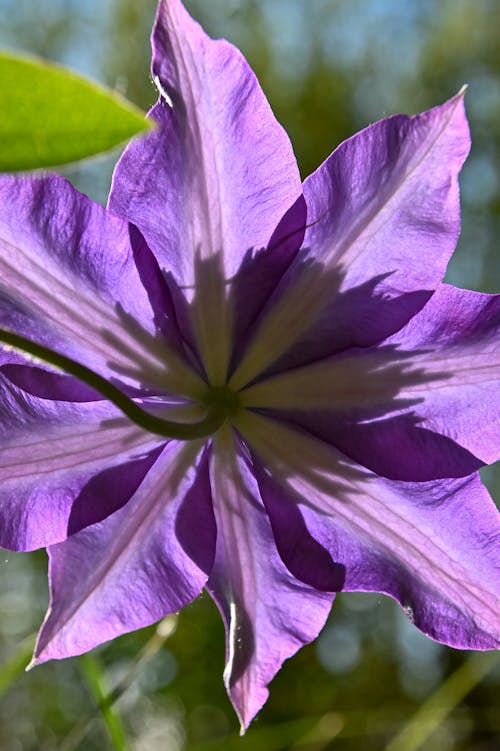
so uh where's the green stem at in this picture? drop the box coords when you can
[384,652,500,751]
[78,653,129,751]
[0,328,222,439]
[60,616,177,751]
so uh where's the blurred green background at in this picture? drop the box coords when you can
[0,1,499,749]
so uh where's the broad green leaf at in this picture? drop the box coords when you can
[0,50,152,171]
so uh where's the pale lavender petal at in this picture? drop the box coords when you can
[0,375,163,551]
[0,175,200,394]
[207,426,333,730]
[33,441,215,662]
[110,0,302,282]
[278,472,500,649]
[108,0,302,381]
[231,93,470,387]
[238,413,500,650]
[0,288,101,374]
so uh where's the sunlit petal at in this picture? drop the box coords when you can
[33,441,215,662]
[207,426,333,730]
[109,0,302,382]
[0,375,165,550]
[0,175,202,395]
[242,284,499,479]
[238,412,500,649]
[231,93,469,387]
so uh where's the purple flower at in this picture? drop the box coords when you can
[0,0,499,729]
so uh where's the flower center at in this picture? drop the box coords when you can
[201,385,241,421]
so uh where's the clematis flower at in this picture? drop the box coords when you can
[0,0,499,730]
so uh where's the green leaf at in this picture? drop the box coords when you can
[0,50,152,171]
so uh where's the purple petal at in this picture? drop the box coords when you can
[304,414,484,481]
[207,427,333,730]
[110,0,302,283]
[383,283,500,465]
[128,223,185,351]
[242,283,499,480]
[238,413,500,650]
[108,0,302,381]
[251,457,346,592]
[0,375,163,550]
[33,441,215,662]
[0,364,102,402]
[231,93,470,387]
[0,175,199,394]
[229,195,307,371]
[66,446,163,536]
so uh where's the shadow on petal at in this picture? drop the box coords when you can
[174,445,217,575]
[67,445,163,535]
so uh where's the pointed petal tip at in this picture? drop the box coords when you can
[25,647,46,671]
[441,86,469,126]
[229,684,269,735]
[238,714,253,736]
[236,702,250,736]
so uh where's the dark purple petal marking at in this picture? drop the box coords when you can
[251,457,346,591]
[128,223,184,349]
[67,445,164,535]
[229,195,307,372]
[287,412,484,481]
[1,364,103,402]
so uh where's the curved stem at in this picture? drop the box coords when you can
[0,329,223,440]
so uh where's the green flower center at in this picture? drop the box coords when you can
[201,385,241,420]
